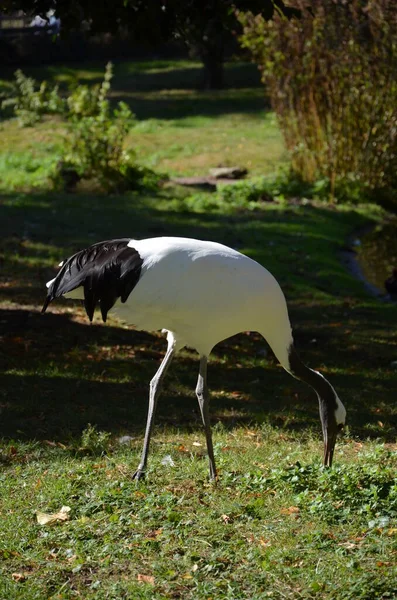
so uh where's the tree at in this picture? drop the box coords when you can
[165,0,300,88]
[2,0,298,89]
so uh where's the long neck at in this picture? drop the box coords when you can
[287,345,338,417]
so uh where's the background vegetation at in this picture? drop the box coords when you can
[239,0,397,203]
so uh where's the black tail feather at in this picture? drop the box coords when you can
[42,239,143,321]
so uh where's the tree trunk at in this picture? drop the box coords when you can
[202,55,224,89]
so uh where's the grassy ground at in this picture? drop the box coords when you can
[0,59,284,187]
[1,59,397,599]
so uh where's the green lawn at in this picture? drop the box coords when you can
[0,59,285,187]
[1,59,397,599]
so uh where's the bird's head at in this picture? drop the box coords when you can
[318,385,346,467]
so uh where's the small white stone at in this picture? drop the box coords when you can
[161,454,175,467]
[117,435,135,445]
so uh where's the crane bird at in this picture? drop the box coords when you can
[42,236,346,480]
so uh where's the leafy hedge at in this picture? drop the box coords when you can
[239,0,397,202]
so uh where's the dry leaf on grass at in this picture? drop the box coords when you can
[36,505,71,525]
[12,572,27,582]
[281,506,300,515]
[177,444,189,453]
[137,574,154,584]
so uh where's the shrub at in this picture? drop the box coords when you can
[56,62,152,193]
[1,69,65,126]
[2,63,159,193]
[79,424,111,456]
[67,61,112,118]
[61,99,138,192]
[238,0,397,201]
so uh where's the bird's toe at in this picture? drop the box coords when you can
[132,469,146,481]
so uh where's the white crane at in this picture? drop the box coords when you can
[42,236,346,480]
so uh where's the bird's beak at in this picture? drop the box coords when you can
[323,428,338,467]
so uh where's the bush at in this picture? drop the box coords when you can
[2,63,160,193]
[67,61,112,118]
[61,99,138,192]
[238,0,397,201]
[1,69,65,126]
[79,424,111,456]
[59,63,154,192]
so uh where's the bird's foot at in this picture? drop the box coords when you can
[209,469,218,484]
[132,468,146,481]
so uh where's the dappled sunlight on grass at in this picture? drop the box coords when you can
[1,57,397,599]
[0,191,396,449]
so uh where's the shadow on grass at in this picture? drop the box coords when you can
[1,191,396,444]
[1,60,262,91]
[0,60,265,121]
[117,88,268,121]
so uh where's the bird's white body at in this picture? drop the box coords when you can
[44,235,346,477]
[64,236,293,364]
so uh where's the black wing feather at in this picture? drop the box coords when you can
[42,239,143,322]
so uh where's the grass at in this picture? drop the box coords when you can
[0,59,285,184]
[1,58,397,599]
[1,189,397,599]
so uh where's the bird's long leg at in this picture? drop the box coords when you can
[196,355,217,481]
[132,336,176,480]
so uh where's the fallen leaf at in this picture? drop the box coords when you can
[221,514,231,523]
[36,505,71,526]
[387,528,397,536]
[259,538,271,548]
[338,541,357,549]
[133,491,146,498]
[146,528,162,539]
[192,441,202,447]
[67,554,78,562]
[137,574,154,584]
[192,564,199,572]
[281,506,300,515]
[12,573,27,582]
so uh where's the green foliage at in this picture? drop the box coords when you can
[177,170,370,213]
[61,97,138,193]
[79,424,112,456]
[239,0,397,201]
[66,62,112,118]
[1,69,65,126]
[275,458,397,523]
[1,63,149,193]
[0,151,61,191]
